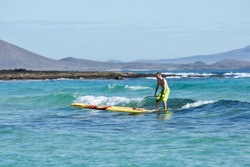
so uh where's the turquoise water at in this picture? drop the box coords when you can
[1,73,250,166]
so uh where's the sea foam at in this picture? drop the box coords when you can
[75,95,141,106]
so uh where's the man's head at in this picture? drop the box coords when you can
[156,72,162,79]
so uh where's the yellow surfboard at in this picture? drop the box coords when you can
[71,103,155,113]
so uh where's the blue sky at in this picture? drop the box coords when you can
[1,0,250,61]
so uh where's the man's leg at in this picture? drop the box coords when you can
[155,101,159,110]
[163,100,167,110]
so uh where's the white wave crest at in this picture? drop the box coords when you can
[224,72,250,78]
[163,72,216,78]
[181,100,214,109]
[125,85,152,90]
[107,84,116,89]
[146,77,156,80]
[108,84,152,90]
[146,72,216,79]
[74,95,141,106]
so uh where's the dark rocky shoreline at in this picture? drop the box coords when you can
[0,70,152,80]
[0,69,225,80]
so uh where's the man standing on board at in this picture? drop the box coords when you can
[154,72,170,110]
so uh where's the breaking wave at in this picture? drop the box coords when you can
[146,72,250,79]
[74,95,142,106]
[74,95,216,111]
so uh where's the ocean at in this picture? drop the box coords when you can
[0,71,250,166]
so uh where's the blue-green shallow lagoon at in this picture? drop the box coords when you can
[1,73,250,166]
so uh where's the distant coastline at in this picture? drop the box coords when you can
[0,69,228,80]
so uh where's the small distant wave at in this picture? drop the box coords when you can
[223,72,250,78]
[164,72,216,78]
[74,95,142,106]
[146,77,156,80]
[107,84,124,90]
[107,84,116,89]
[146,72,216,79]
[108,84,152,91]
[124,85,152,90]
[146,72,250,79]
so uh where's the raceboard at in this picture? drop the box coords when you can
[71,103,155,113]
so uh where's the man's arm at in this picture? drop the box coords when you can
[154,83,159,96]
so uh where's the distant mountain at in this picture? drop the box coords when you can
[171,60,250,71]
[1,39,250,71]
[0,40,66,70]
[59,57,115,71]
[0,40,112,71]
[106,59,123,63]
[212,59,250,70]
[137,45,250,64]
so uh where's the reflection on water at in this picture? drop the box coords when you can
[157,110,173,120]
